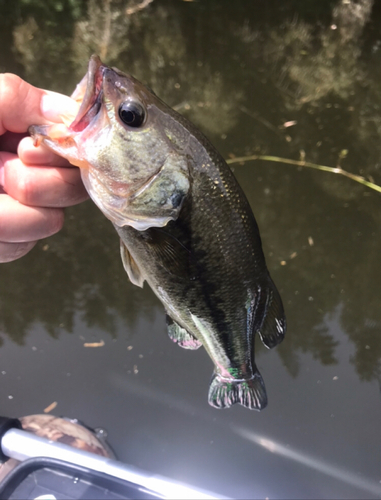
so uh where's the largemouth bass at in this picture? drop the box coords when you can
[30,55,286,410]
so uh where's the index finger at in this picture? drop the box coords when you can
[0,74,79,135]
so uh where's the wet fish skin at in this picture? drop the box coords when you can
[114,114,286,410]
[29,55,286,410]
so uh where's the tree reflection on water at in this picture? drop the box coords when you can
[1,0,381,384]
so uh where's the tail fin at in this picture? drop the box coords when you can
[208,371,267,410]
[256,278,286,349]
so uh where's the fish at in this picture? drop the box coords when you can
[30,55,286,410]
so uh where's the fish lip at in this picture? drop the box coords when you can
[69,54,106,133]
[28,124,44,140]
[29,55,106,141]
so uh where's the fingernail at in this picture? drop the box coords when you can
[41,91,80,123]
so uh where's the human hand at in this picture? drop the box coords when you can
[0,74,88,263]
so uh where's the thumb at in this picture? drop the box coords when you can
[0,74,79,134]
[41,90,80,124]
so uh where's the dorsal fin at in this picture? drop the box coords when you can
[255,278,286,349]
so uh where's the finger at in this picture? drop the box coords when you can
[0,194,64,242]
[2,153,88,207]
[18,136,73,167]
[0,74,79,134]
[0,241,37,263]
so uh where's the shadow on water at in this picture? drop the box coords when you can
[0,201,160,344]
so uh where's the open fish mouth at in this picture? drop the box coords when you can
[28,55,106,144]
[69,55,106,132]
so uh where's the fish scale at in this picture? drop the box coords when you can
[30,55,286,410]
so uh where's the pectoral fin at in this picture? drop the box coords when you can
[120,239,145,288]
[144,227,196,280]
[166,315,202,350]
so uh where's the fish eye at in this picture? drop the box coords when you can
[118,101,146,127]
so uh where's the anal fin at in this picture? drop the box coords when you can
[256,278,286,349]
[166,315,202,350]
[208,370,267,410]
[120,239,145,288]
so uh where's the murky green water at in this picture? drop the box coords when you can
[1,0,381,498]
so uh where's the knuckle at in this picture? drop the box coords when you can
[0,74,23,103]
[16,173,35,205]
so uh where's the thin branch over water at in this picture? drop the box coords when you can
[126,0,155,15]
[226,155,381,194]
